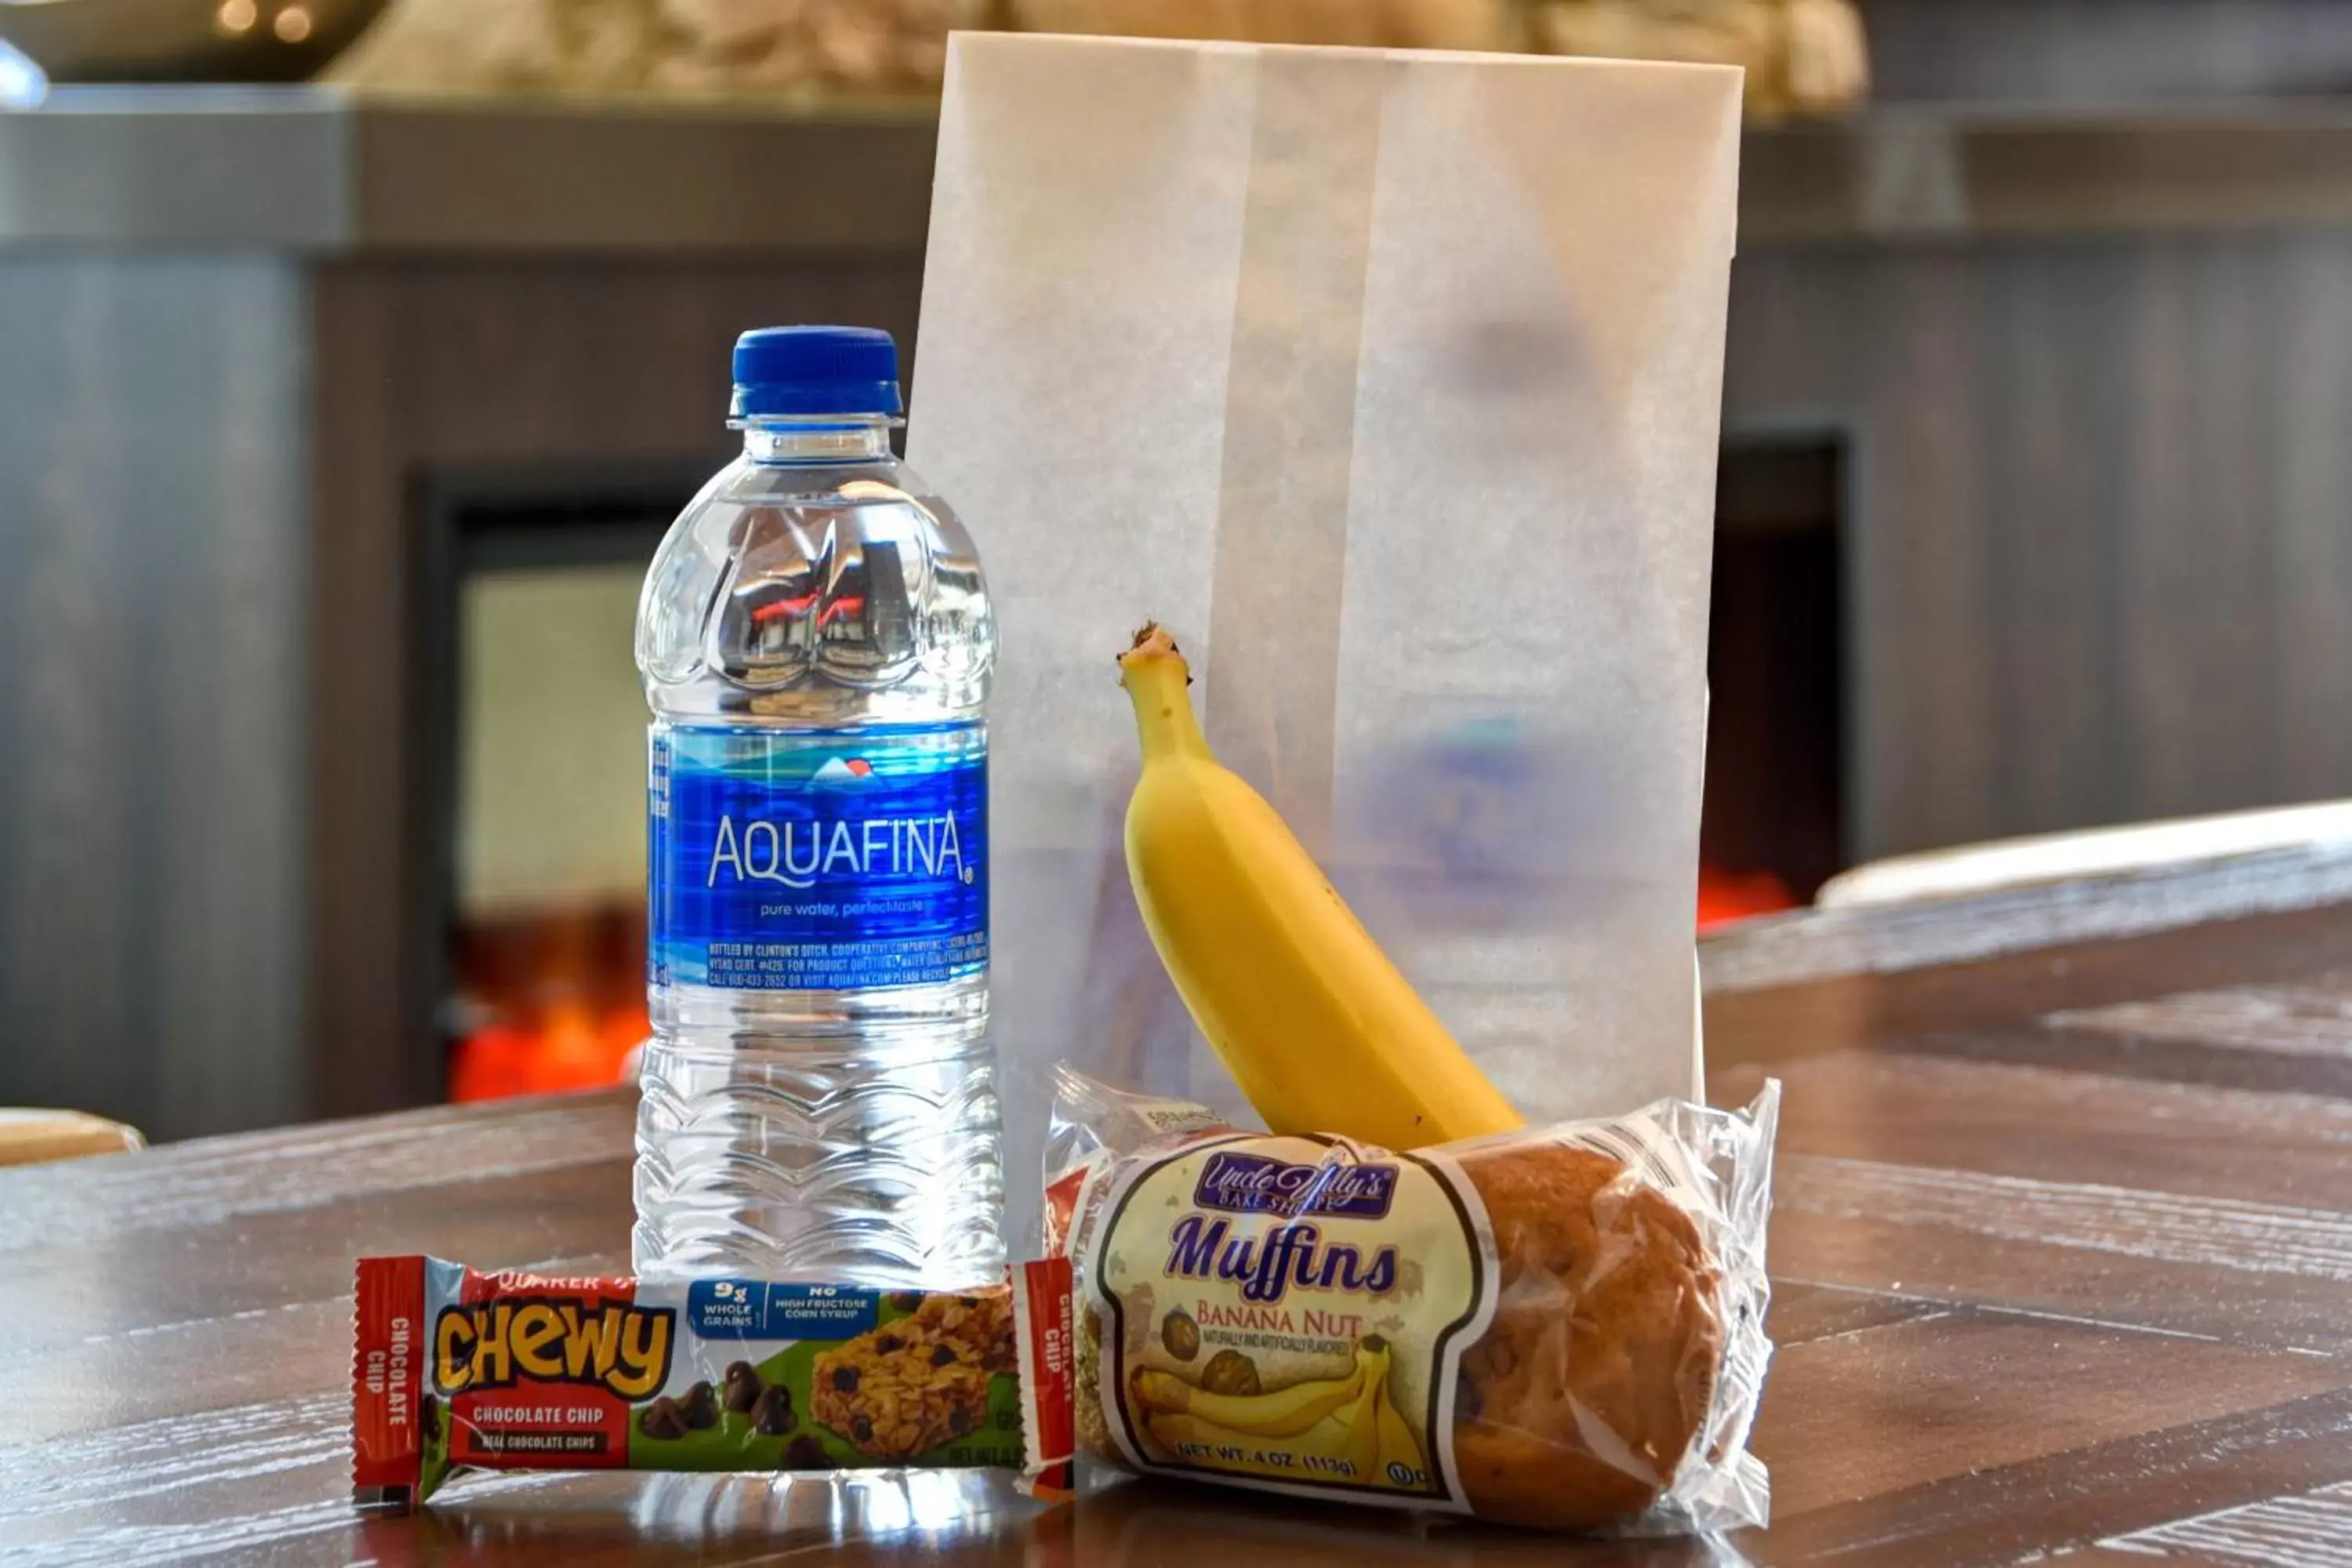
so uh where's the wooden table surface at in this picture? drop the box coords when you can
[10,870,2352,1566]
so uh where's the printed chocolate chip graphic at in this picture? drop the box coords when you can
[887,1291,924,1313]
[783,1434,829,1468]
[851,1413,874,1443]
[637,1396,688,1441]
[830,1365,859,1393]
[1160,1308,1200,1362]
[1200,1349,1261,1397]
[956,1294,979,1308]
[751,1385,796,1436]
[930,1344,957,1367]
[875,1334,904,1355]
[722,1361,764,1414]
[680,1380,719,1430]
[948,1406,973,1436]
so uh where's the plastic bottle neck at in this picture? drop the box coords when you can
[737,416,898,465]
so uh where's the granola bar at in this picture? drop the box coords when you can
[809,1290,1014,1459]
[352,1259,1073,1507]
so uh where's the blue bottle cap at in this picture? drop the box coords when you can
[730,325,903,419]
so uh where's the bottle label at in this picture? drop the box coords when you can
[1087,1131,1495,1511]
[648,723,987,992]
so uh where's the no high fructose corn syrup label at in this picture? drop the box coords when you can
[649,722,988,993]
[1091,1133,1498,1510]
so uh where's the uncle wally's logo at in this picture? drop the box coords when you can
[434,1298,676,1400]
[1192,1149,1399,1219]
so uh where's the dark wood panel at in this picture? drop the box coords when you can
[2267,236,2352,804]
[1726,226,2352,862]
[0,254,308,1142]
[1982,240,2128,835]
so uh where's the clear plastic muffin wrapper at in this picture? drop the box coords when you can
[1042,1066,1780,1535]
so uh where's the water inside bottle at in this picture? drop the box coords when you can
[633,389,1002,1286]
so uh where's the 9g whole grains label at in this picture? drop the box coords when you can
[1089,1134,1499,1509]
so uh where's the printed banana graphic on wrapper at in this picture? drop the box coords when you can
[1325,1337,1392,1482]
[1116,626,1525,1150]
[1142,1408,1284,1460]
[1131,1363,1367,1437]
[1370,1360,1426,1483]
[1142,1338,1402,1483]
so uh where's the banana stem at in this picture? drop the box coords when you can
[1120,623,1211,762]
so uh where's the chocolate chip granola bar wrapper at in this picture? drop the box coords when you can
[1042,1068,1777,1534]
[352,1258,1074,1508]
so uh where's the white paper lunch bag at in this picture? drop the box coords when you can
[906,32,1740,1241]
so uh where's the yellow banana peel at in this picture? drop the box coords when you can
[1117,625,1524,1149]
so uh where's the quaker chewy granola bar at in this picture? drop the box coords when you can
[351,1256,1073,1508]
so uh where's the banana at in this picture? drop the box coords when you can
[1370,1362,1426,1487]
[1131,1363,1367,1437]
[1323,1338,1390,1483]
[1117,624,1523,1149]
[1143,1408,1279,1461]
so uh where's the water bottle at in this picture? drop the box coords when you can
[633,326,1002,1285]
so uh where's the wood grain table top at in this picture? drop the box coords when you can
[9,882,2352,1565]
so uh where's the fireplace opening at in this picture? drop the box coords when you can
[1699,436,1847,924]
[416,463,713,1102]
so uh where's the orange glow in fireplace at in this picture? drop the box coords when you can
[450,999,647,1102]
[448,906,647,1102]
[1698,862,1797,929]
